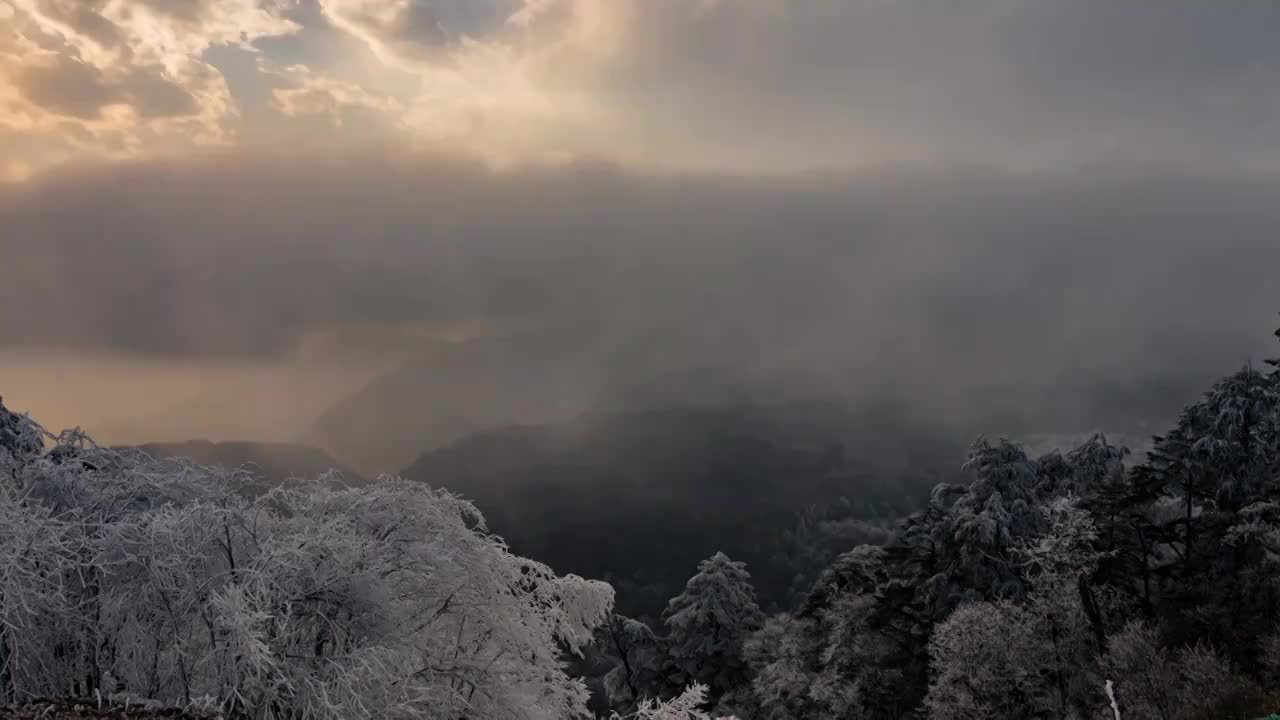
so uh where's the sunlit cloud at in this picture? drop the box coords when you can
[0,0,300,174]
[270,63,403,124]
[3,0,1280,177]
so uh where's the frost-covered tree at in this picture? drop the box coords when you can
[662,553,762,710]
[925,498,1116,719]
[0,400,614,719]
[924,600,1052,719]
[598,614,664,714]
[746,441,1057,719]
[611,683,736,720]
[746,320,1280,718]
[743,613,815,720]
[949,438,1045,600]
[1122,359,1280,657]
[747,545,920,720]
[1101,621,1267,720]
[0,396,41,462]
[1066,434,1131,503]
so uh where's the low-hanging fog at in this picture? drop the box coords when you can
[2,155,1278,471]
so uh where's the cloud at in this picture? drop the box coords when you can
[316,0,521,67]
[5,1,1280,445]
[13,55,118,119]
[272,0,1280,171]
[13,54,197,120]
[6,0,1280,176]
[2,152,1277,386]
[269,63,402,124]
[0,0,299,169]
[316,0,447,67]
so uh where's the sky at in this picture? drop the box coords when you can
[5,0,1280,176]
[2,0,1280,455]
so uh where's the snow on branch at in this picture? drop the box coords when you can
[0,407,614,720]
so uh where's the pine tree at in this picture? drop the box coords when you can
[1125,362,1280,654]
[662,553,762,707]
[949,438,1045,600]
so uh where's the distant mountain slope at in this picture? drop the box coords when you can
[301,328,835,475]
[303,330,610,475]
[130,439,366,487]
[303,317,1219,478]
[401,403,965,616]
[90,366,370,449]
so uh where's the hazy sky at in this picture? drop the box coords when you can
[5,0,1280,176]
[2,0,1280,448]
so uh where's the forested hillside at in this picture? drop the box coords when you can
[5,321,1280,719]
[580,322,1280,719]
[401,404,959,616]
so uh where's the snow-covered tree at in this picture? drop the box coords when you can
[925,498,1110,719]
[599,614,664,714]
[0,400,614,720]
[924,599,1051,719]
[750,442,1065,719]
[949,438,1045,600]
[1101,621,1266,720]
[1119,360,1280,657]
[0,396,41,461]
[747,545,917,720]
[743,613,815,720]
[611,683,736,720]
[662,553,762,710]
[1068,434,1130,490]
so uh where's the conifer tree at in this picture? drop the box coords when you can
[663,553,763,707]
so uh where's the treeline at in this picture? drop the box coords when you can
[584,323,1280,719]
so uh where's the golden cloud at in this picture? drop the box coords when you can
[4,0,1280,180]
[0,0,300,175]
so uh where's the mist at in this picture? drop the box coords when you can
[5,0,1280,467]
[2,152,1276,469]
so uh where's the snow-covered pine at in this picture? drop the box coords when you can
[0,403,614,720]
[925,496,1121,719]
[950,438,1044,600]
[662,553,762,708]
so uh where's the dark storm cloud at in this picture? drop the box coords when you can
[1,154,1277,395]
